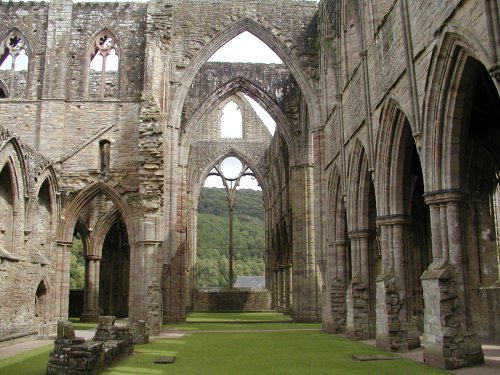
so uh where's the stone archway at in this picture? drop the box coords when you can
[55,181,136,321]
[375,99,429,352]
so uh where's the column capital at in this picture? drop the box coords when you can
[85,254,101,261]
[348,229,373,239]
[376,215,409,226]
[423,189,465,205]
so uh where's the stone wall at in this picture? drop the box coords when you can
[194,290,271,312]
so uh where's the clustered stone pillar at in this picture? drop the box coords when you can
[346,230,371,339]
[331,240,347,333]
[278,265,285,311]
[291,164,320,321]
[55,241,72,320]
[421,191,484,369]
[375,216,420,352]
[284,264,292,313]
[272,267,279,310]
[81,255,101,322]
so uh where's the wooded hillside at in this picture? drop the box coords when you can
[197,187,265,288]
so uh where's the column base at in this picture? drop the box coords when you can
[421,263,484,369]
[346,273,372,340]
[424,333,484,370]
[376,273,421,352]
[80,311,100,323]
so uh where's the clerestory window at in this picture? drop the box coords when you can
[0,30,29,98]
[220,100,243,138]
[89,32,119,98]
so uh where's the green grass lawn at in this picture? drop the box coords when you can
[0,313,450,375]
[0,344,53,375]
[105,331,448,375]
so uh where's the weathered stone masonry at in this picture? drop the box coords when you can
[0,0,499,370]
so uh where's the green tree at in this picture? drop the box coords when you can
[196,187,265,288]
[70,237,85,289]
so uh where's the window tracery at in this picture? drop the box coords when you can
[0,30,29,98]
[89,32,119,98]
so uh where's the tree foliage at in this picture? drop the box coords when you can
[69,187,266,290]
[197,187,265,288]
[70,237,85,289]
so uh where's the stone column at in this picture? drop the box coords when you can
[279,265,286,311]
[55,241,72,320]
[346,231,371,340]
[329,241,347,333]
[421,191,484,369]
[375,216,420,352]
[284,264,292,313]
[291,164,320,322]
[272,267,279,310]
[129,216,164,334]
[81,255,101,322]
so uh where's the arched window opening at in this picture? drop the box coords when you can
[33,180,52,261]
[220,101,243,138]
[99,140,111,174]
[0,31,28,71]
[196,156,265,291]
[70,231,85,290]
[89,32,119,98]
[238,175,260,191]
[35,280,48,324]
[405,128,431,333]
[99,219,129,317]
[203,173,225,189]
[208,31,282,64]
[0,163,15,256]
[466,63,500,290]
[0,31,29,98]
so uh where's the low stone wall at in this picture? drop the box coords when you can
[193,289,271,312]
[46,317,137,375]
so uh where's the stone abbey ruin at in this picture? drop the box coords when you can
[0,0,499,370]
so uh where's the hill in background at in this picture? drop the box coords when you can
[197,187,265,288]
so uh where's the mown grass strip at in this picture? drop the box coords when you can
[105,331,448,375]
[0,344,53,375]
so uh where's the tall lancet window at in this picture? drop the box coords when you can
[220,100,243,138]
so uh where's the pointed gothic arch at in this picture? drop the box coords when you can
[422,28,495,191]
[56,181,136,244]
[173,17,320,134]
[0,137,28,258]
[180,76,296,164]
[194,149,269,208]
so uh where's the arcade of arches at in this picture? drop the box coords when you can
[0,0,499,370]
